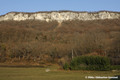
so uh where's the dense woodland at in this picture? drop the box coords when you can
[0,19,120,66]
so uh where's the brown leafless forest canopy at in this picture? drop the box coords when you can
[0,19,120,65]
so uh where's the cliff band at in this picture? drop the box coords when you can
[0,11,120,22]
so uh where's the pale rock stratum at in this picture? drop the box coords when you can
[0,11,120,22]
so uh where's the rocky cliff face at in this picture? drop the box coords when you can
[0,11,120,22]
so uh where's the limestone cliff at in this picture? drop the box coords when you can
[0,11,120,22]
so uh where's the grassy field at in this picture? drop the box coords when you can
[0,66,120,80]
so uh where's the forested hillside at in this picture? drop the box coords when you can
[0,19,120,66]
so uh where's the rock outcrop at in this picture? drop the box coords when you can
[0,11,120,22]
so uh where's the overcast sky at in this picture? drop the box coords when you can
[0,0,120,15]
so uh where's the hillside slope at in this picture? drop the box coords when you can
[0,11,120,66]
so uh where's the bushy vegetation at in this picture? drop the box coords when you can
[63,63,70,70]
[111,65,120,70]
[69,56,110,71]
[0,19,120,66]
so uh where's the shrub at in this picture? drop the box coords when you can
[70,56,110,71]
[63,63,70,70]
[110,65,120,70]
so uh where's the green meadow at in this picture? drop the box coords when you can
[0,67,119,80]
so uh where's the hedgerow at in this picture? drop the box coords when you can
[64,56,111,71]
